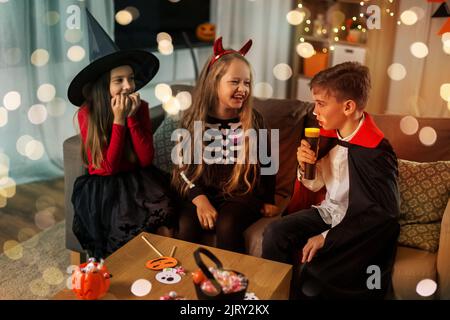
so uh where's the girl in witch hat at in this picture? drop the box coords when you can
[172,37,278,253]
[68,10,176,259]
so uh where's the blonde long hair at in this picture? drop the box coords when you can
[172,53,261,197]
[76,70,135,169]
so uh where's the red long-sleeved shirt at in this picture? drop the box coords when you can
[78,100,154,175]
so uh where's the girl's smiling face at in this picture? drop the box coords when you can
[109,65,135,97]
[216,59,251,116]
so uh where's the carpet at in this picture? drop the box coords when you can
[0,220,72,300]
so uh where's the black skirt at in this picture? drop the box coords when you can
[72,165,177,259]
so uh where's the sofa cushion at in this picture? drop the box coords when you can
[397,160,450,253]
[152,115,180,173]
[253,98,315,199]
[392,246,437,299]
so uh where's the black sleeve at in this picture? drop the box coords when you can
[187,184,206,202]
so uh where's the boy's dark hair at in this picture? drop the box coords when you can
[309,61,371,109]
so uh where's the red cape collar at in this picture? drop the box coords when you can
[319,112,384,148]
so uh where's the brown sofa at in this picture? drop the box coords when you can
[63,88,450,299]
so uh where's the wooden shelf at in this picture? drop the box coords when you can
[290,0,369,98]
[290,0,399,115]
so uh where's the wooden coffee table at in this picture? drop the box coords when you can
[54,232,292,300]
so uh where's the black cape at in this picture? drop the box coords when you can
[299,113,400,299]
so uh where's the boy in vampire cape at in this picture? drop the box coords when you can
[262,62,400,299]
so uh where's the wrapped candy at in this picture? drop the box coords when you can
[199,267,248,294]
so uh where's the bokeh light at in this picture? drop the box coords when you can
[44,11,60,26]
[0,176,16,198]
[31,49,49,67]
[273,63,293,81]
[125,6,140,20]
[444,43,450,55]
[175,91,192,110]
[443,32,450,45]
[25,139,45,160]
[400,10,418,26]
[158,39,174,55]
[440,83,450,102]
[67,45,85,62]
[296,42,315,58]
[3,91,21,110]
[410,6,425,20]
[0,194,6,208]
[66,276,73,290]
[410,42,428,59]
[157,32,172,43]
[16,135,34,156]
[163,97,181,115]
[34,208,56,230]
[254,82,274,100]
[43,267,64,285]
[66,265,78,275]
[416,279,437,297]
[64,29,82,43]
[131,279,152,296]
[0,153,8,177]
[0,107,7,127]
[47,97,66,117]
[29,278,50,297]
[400,115,419,135]
[18,228,39,248]
[37,83,57,102]
[387,63,406,81]
[28,104,48,125]
[286,10,305,25]
[330,10,345,26]
[155,83,172,103]
[115,10,133,25]
[419,127,437,146]
[3,240,23,260]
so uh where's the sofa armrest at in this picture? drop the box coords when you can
[437,198,450,299]
[63,135,87,252]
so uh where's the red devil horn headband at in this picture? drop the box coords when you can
[208,37,253,69]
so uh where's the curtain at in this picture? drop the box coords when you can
[0,0,114,185]
[386,0,450,117]
[213,0,292,99]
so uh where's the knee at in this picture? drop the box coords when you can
[262,220,285,245]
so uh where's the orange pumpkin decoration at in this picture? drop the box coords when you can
[196,22,216,42]
[71,262,111,300]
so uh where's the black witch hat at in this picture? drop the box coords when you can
[67,10,159,106]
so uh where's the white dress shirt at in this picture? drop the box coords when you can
[298,114,365,239]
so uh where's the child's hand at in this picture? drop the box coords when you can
[192,195,218,230]
[297,139,317,171]
[301,234,325,263]
[111,94,131,125]
[260,203,280,217]
[128,92,141,117]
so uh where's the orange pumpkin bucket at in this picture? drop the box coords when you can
[71,260,111,300]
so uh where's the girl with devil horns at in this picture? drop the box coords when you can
[68,11,176,259]
[172,37,278,253]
